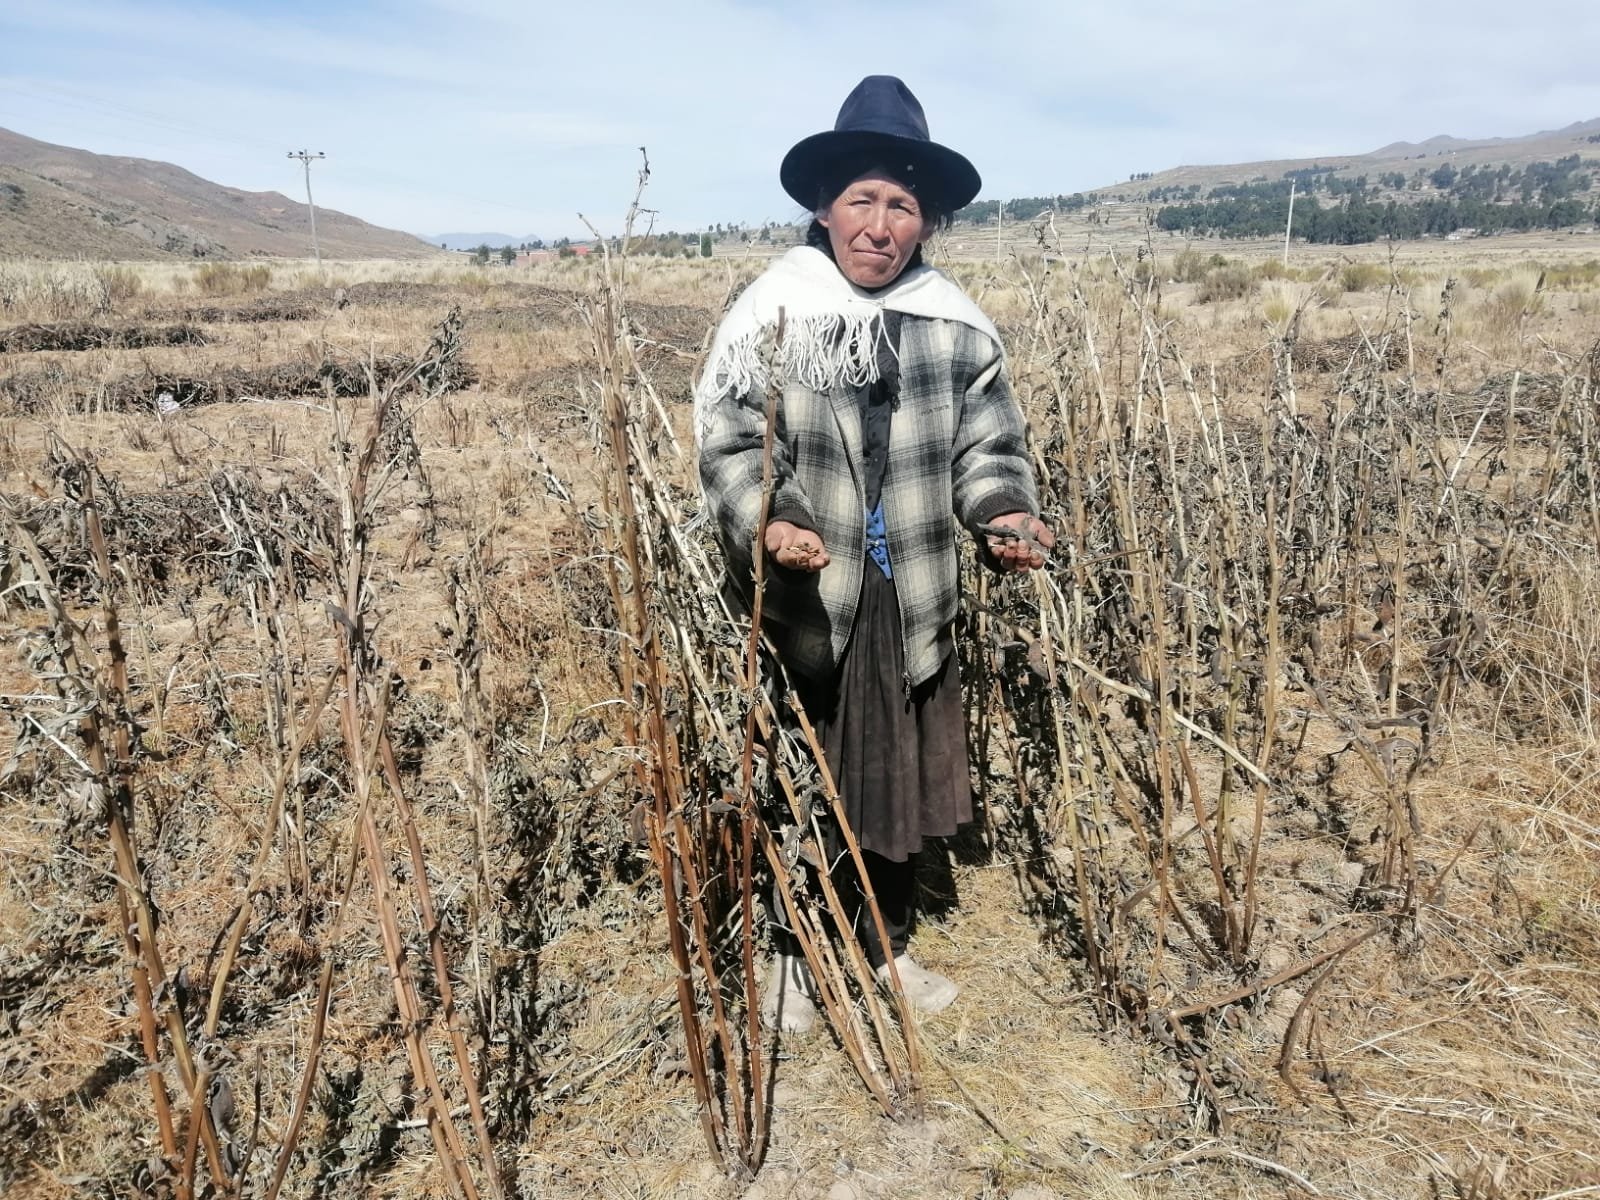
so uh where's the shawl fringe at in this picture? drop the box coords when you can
[693,246,1000,440]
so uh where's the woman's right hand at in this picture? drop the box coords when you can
[764,520,830,572]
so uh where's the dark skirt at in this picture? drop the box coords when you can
[798,568,973,864]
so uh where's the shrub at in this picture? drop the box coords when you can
[92,265,143,307]
[1542,259,1600,289]
[1262,284,1295,325]
[193,263,231,294]
[194,262,273,295]
[5,267,108,319]
[1475,276,1544,340]
[1195,264,1255,303]
[1338,262,1387,293]
[1255,259,1290,281]
[1173,247,1228,283]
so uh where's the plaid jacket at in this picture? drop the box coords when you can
[698,314,1038,687]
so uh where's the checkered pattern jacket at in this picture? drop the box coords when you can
[698,314,1038,688]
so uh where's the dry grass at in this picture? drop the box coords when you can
[191,262,273,296]
[1337,261,1388,293]
[1194,263,1256,304]
[2,230,1598,1200]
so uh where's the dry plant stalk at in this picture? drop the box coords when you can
[8,233,1595,1199]
[2,449,234,1195]
[967,227,1600,1135]
[306,317,506,1200]
[1,311,510,1193]
[579,155,924,1177]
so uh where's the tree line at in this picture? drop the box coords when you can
[1149,155,1599,243]
[1153,191,1599,243]
[1228,155,1596,205]
[955,192,1088,224]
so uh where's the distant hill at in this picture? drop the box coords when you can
[1,164,175,261]
[1086,118,1600,201]
[426,232,545,251]
[946,117,1600,248]
[0,127,443,261]
[1366,120,1600,163]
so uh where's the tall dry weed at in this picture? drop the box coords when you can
[193,262,273,296]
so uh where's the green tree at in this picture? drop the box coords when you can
[500,246,516,265]
[699,232,712,258]
[472,244,490,265]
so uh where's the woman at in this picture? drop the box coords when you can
[695,75,1053,1033]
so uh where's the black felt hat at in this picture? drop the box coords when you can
[780,75,981,214]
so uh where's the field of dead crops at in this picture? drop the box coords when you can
[1,232,1598,1200]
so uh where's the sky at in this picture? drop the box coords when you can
[2,0,1598,242]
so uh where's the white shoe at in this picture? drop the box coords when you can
[875,953,958,1013]
[760,953,818,1034]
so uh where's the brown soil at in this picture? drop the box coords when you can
[0,256,1595,1200]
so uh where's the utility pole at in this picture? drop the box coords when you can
[287,150,326,267]
[1283,179,1296,268]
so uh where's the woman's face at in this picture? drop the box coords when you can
[817,169,934,289]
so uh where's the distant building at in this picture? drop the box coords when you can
[515,244,594,266]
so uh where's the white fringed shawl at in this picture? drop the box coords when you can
[693,246,1001,438]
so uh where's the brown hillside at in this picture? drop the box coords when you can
[0,127,443,261]
[0,165,175,260]
[1092,117,1600,198]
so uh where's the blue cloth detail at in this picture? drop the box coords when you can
[865,502,893,579]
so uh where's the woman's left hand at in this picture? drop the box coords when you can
[980,513,1055,572]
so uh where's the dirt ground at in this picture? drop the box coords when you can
[1,234,1597,1199]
